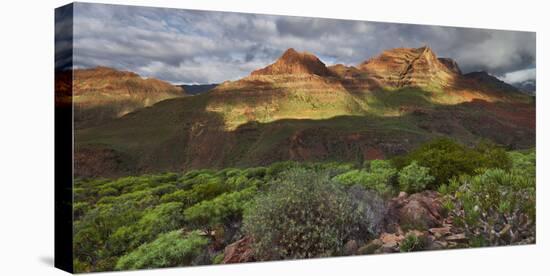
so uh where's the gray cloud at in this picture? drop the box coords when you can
[70,3,536,84]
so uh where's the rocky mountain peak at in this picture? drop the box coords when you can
[438,58,462,75]
[251,48,333,77]
[358,46,459,89]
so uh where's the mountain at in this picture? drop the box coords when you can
[358,46,458,90]
[438,58,462,75]
[68,66,185,128]
[74,47,535,177]
[250,48,334,77]
[512,79,536,95]
[207,48,362,129]
[178,84,218,95]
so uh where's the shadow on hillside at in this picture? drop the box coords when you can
[74,89,535,178]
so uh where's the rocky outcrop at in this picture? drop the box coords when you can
[386,191,445,230]
[222,236,255,264]
[354,191,469,254]
[438,57,462,75]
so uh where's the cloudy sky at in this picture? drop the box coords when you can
[67,3,536,85]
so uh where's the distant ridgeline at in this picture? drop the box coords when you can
[178,84,219,95]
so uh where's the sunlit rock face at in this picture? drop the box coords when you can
[70,66,185,128]
[358,46,459,90]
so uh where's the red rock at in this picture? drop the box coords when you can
[222,236,255,264]
[429,226,452,238]
[358,46,459,89]
[445,233,467,242]
[380,233,404,248]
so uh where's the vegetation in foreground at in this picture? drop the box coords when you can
[73,139,535,272]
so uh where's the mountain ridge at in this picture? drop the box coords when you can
[72,46,535,177]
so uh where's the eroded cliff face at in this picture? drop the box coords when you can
[358,46,459,90]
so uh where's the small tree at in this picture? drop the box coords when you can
[398,161,435,193]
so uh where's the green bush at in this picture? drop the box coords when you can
[73,202,90,220]
[115,230,208,270]
[395,139,511,188]
[398,161,434,193]
[474,141,512,170]
[98,187,119,197]
[212,253,225,264]
[111,202,186,251]
[184,186,258,229]
[333,160,396,196]
[508,150,535,178]
[243,169,359,260]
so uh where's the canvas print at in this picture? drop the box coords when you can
[55,2,536,273]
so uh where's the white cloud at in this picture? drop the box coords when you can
[499,68,536,84]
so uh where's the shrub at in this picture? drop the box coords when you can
[474,141,512,170]
[98,187,119,197]
[184,186,258,229]
[160,190,189,203]
[243,169,359,260]
[508,150,535,178]
[212,253,225,264]
[398,161,435,193]
[399,233,428,252]
[437,176,461,196]
[73,202,90,220]
[106,201,187,257]
[449,168,535,246]
[149,184,177,197]
[396,139,511,188]
[265,161,299,177]
[403,138,476,188]
[115,230,208,270]
[333,160,396,196]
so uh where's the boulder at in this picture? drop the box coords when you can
[344,240,359,255]
[358,239,383,255]
[378,233,404,253]
[222,236,255,264]
[387,191,445,230]
[429,226,452,239]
